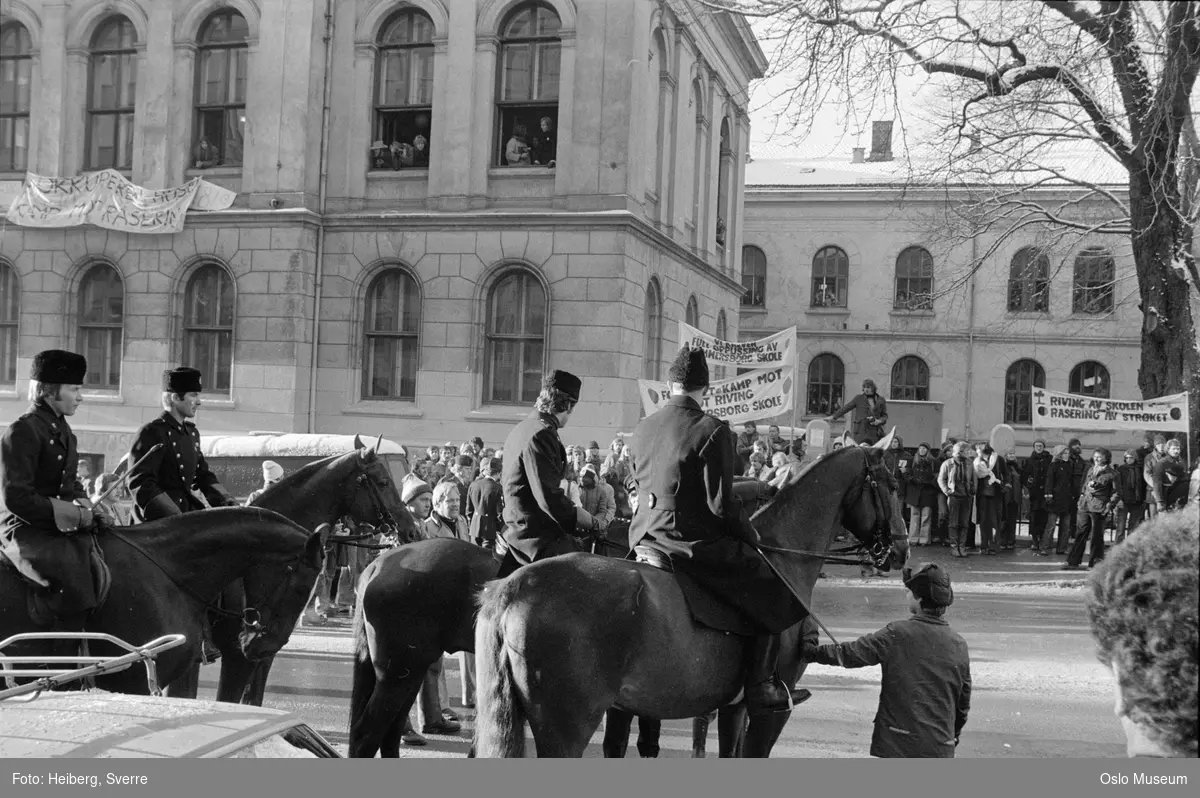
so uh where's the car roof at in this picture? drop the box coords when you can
[199,433,408,459]
[0,691,312,758]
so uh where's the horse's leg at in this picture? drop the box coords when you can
[215,652,255,703]
[602,708,634,758]
[691,713,713,758]
[163,662,200,699]
[718,703,749,758]
[348,672,422,758]
[243,656,273,705]
[740,709,790,758]
[636,717,661,759]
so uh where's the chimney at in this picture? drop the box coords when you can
[867,120,893,162]
[851,147,865,164]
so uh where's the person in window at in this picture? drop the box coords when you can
[827,379,889,445]
[193,136,219,169]
[413,113,431,168]
[370,140,391,170]
[505,125,531,166]
[531,116,556,167]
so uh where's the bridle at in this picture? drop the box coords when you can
[108,528,309,645]
[756,453,907,570]
[353,469,401,540]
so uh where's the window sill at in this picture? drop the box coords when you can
[740,305,767,314]
[0,387,18,398]
[342,402,425,419]
[1066,313,1117,321]
[186,166,242,179]
[201,398,237,410]
[81,393,124,405]
[889,309,935,318]
[1006,311,1051,319]
[805,307,850,315]
[488,166,555,179]
[366,169,429,181]
[0,172,24,182]
[466,407,530,424]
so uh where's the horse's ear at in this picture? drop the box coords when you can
[374,434,384,453]
[353,434,365,450]
[873,427,896,451]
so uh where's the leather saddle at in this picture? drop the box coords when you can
[1,533,112,629]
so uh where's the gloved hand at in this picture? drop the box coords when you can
[92,508,114,531]
[76,506,96,532]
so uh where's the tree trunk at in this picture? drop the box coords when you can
[1129,170,1200,459]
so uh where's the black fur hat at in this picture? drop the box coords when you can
[31,350,87,384]
[543,369,581,402]
[163,367,203,395]
[668,345,709,390]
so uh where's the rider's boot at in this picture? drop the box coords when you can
[744,633,792,715]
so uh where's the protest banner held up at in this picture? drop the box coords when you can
[638,365,794,426]
[1031,388,1189,432]
[678,321,795,368]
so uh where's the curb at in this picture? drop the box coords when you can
[818,577,1088,592]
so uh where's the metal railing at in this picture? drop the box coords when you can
[0,632,187,701]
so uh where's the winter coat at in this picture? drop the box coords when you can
[1023,451,1053,510]
[904,453,938,509]
[1044,459,1075,515]
[1115,463,1146,506]
[1078,464,1117,514]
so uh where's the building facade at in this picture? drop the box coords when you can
[739,146,1143,453]
[0,0,765,469]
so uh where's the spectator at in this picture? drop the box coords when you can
[827,379,889,445]
[584,440,602,464]
[1067,437,1088,546]
[932,440,956,547]
[1044,445,1074,555]
[1000,449,1021,551]
[1024,439,1053,553]
[90,473,131,526]
[505,126,531,165]
[471,436,485,453]
[245,460,284,505]
[1113,449,1147,544]
[1142,434,1169,521]
[601,437,631,487]
[937,441,978,558]
[884,435,908,527]
[531,116,556,167]
[802,563,971,757]
[1086,504,1198,758]
[467,457,504,550]
[1152,439,1188,513]
[745,451,769,481]
[973,443,1003,555]
[193,136,219,169]
[423,481,475,710]
[736,422,759,472]
[904,443,938,547]
[577,464,615,534]
[765,425,790,458]
[441,454,476,511]
[767,450,805,491]
[761,451,789,483]
[1063,447,1118,571]
[1190,460,1200,507]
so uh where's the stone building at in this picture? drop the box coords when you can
[0,0,765,470]
[739,140,1142,452]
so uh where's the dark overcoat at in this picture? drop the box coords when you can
[499,411,578,566]
[467,476,505,547]
[128,412,229,522]
[0,401,97,613]
[628,395,805,635]
[1023,451,1053,510]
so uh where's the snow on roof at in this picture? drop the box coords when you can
[200,433,407,459]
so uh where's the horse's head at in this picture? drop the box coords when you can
[238,525,324,661]
[342,435,422,543]
[836,431,910,571]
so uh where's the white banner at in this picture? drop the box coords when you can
[5,170,236,234]
[677,321,795,368]
[638,366,794,425]
[1031,388,1190,432]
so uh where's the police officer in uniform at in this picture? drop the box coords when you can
[127,366,238,697]
[0,350,110,628]
[628,346,806,716]
[495,370,599,578]
[128,367,237,521]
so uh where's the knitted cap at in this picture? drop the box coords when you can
[401,474,433,504]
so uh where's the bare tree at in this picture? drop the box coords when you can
[700,0,1200,452]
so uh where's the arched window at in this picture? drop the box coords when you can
[1073,247,1115,314]
[685,295,699,327]
[715,119,730,248]
[890,356,929,401]
[184,264,235,393]
[484,269,545,404]
[1004,359,1045,425]
[86,16,137,169]
[741,245,766,308]
[0,262,19,386]
[193,10,248,168]
[0,22,33,172]
[496,3,560,167]
[1069,361,1110,398]
[371,9,434,171]
[811,246,848,308]
[806,354,844,416]
[1007,247,1050,312]
[714,309,727,381]
[363,268,421,400]
[643,279,663,379]
[648,28,669,209]
[77,264,124,389]
[691,78,706,242]
[894,246,934,310]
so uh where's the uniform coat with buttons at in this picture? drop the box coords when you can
[128,412,231,521]
[499,410,579,566]
[628,394,805,634]
[0,401,98,613]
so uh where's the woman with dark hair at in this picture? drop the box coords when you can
[1063,447,1118,571]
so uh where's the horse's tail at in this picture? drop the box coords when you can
[348,599,375,740]
[473,576,526,758]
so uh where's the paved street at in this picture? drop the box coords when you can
[197,544,1127,758]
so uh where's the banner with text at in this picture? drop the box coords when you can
[1031,388,1190,432]
[638,366,794,425]
[5,170,237,234]
[677,321,795,368]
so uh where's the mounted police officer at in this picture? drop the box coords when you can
[127,366,239,697]
[495,370,600,579]
[628,346,807,717]
[0,350,110,629]
[128,367,238,521]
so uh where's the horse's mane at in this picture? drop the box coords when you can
[751,445,866,529]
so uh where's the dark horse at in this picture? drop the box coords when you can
[214,439,420,705]
[1,508,324,695]
[473,442,909,757]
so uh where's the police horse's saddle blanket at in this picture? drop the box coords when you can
[0,533,111,628]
